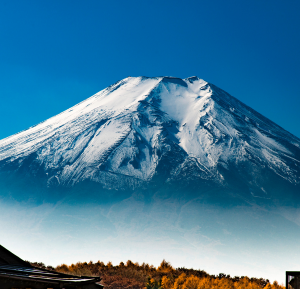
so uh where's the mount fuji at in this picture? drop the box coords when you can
[0,76,299,202]
[0,76,300,282]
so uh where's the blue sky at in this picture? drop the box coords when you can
[0,0,300,140]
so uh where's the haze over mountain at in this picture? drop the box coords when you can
[0,76,299,283]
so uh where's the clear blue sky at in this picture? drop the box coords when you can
[1,0,299,139]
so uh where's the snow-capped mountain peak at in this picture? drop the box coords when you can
[0,76,299,193]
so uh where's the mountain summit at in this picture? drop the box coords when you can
[0,76,299,203]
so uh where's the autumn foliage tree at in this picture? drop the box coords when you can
[48,259,285,289]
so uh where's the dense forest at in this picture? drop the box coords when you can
[30,260,284,289]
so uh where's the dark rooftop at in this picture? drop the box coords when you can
[0,244,102,287]
[0,264,100,285]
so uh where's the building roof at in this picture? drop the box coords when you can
[0,245,29,266]
[0,264,100,285]
[0,245,101,286]
[287,271,300,275]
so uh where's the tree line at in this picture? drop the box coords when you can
[29,259,284,289]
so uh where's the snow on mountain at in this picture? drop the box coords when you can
[0,76,299,192]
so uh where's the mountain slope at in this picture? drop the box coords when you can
[0,76,299,203]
